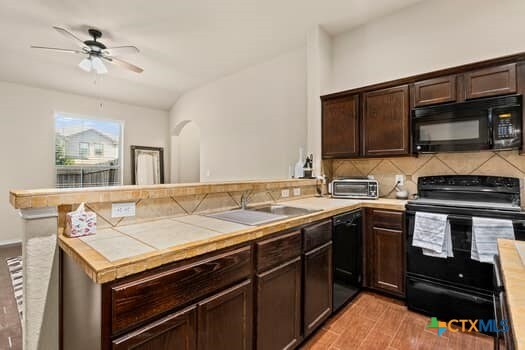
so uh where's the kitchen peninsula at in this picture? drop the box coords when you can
[10,179,406,350]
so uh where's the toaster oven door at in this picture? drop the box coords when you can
[332,181,369,197]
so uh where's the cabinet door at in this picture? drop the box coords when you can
[322,95,359,158]
[413,76,456,106]
[256,258,302,350]
[197,280,252,350]
[465,63,517,99]
[371,227,404,296]
[112,305,196,350]
[304,242,333,336]
[363,85,409,156]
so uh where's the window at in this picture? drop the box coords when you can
[79,142,90,159]
[55,114,123,188]
[94,143,104,156]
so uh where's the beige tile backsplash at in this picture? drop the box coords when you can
[75,184,318,230]
[325,150,525,203]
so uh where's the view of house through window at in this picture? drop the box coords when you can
[55,114,123,188]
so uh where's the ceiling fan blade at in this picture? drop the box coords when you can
[103,46,140,56]
[53,26,89,49]
[30,45,84,54]
[102,56,143,73]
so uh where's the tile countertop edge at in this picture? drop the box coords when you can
[9,178,318,209]
[58,198,407,284]
[498,239,525,350]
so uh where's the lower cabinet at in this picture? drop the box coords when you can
[256,258,302,350]
[112,305,197,350]
[303,242,333,336]
[365,209,405,297]
[198,280,253,350]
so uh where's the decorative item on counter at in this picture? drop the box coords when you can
[316,175,326,197]
[395,184,409,200]
[294,147,305,178]
[303,153,314,178]
[65,203,96,238]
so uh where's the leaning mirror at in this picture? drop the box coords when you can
[131,146,164,185]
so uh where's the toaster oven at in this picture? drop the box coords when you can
[329,178,379,199]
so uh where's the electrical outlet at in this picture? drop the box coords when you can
[293,188,301,196]
[395,175,405,186]
[112,202,136,218]
[281,189,290,198]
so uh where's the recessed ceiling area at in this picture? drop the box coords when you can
[0,0,424,109]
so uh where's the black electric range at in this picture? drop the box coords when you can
[405,175,525,324]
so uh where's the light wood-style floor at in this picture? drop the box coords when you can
[301,291,493,350]
[0,244,22,350]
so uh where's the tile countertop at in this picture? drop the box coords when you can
[498,239,525,350]
[58,196,407,284]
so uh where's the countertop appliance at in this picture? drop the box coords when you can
[333,210,362,311]
[406,175,525,328]
[412,95,522,153]
[329,177,378,199]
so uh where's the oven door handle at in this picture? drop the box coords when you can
[407,210,525,225]
[488,108,494,146]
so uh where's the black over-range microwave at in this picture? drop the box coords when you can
[412,95,522,153]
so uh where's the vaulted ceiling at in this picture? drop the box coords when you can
[0,0,423,109]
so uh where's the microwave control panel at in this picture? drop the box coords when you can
[495,112,517,139]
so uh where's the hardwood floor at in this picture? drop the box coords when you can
[301,291,493,350]
[0,244,22,350]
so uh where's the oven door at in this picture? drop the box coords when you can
[406,211,494,291]
[412,110,491,153]
[332,181,369,198]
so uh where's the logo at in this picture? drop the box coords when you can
[426,317,510,336]
[427,317,447,336]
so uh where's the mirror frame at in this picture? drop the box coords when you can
[130,145,165,185]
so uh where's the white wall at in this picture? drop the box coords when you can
[170,48,307,182]
[330,0,525,93]
[0,81,170,243]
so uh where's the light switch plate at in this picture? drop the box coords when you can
[112,202,136,218]
[281,189,290,198]
[293,188,301,196]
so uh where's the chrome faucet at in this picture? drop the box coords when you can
[240,192,250,210]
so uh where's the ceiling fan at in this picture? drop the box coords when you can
[31,26,143,74]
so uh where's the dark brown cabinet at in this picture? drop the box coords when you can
[303,242,333,336]
[465,63,517,99]
[197,279,253,350]
[322,95,360,158]
[256,258,302,350]
[365,209,405,297]
[112,306,197,350]
[362,85,410,156]
[413,75,457,106]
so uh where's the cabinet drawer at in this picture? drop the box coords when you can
[370,210,403,230]
[303,219,332,251]
[413,76,456,106]
[110,245,252,334]
[465,63,517,99]
[256,230,301,272]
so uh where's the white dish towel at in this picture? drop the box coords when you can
[472,217,515,263]
[412,212,453,258]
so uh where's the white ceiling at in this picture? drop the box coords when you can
[0,0,423,110]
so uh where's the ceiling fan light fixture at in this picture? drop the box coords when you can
[78,57,92,72]
[92,56,108,74]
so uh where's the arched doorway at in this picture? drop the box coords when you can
[171,120,200,183]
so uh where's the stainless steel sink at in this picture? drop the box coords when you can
[206,205,321,226]
[252,204,321,217]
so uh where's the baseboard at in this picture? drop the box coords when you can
[0,239,22,248]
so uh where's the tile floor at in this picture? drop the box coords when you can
[0,244,22,350]
[301,291,493,350]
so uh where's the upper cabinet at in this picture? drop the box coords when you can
[322,95,359,158]
[413,75,457,106]
[465,63,517,99]
[362,85,410,157]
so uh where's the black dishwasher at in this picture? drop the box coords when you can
[333,210,362,311]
